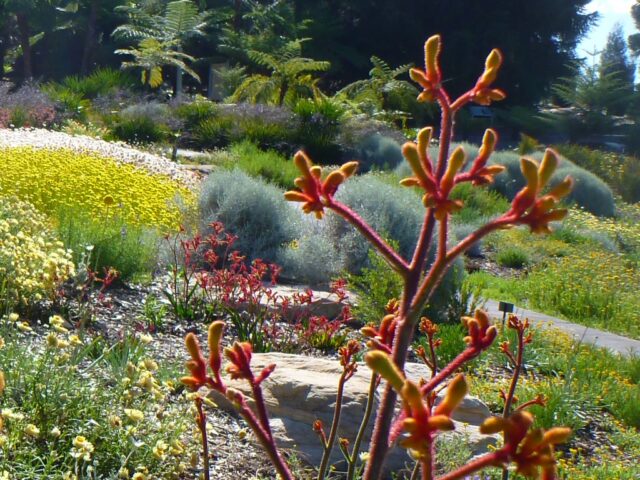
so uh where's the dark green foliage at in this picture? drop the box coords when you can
[199,169,299,262]
[600,24,635,115]
[192,116,233,149]
[111,116,169,144]
[291,97,345,162]
[296,0,595,105]
[52,68,135,99]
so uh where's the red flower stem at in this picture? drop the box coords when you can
[329,200,410,276]
[318,370,349,480]
[346,372,378,480]
[450,92,473,113]
[436,450,508,480]
[251,381,275,441]
[195,398,211,480]
[421,347,480,396]
[438,216,448,262]
[504,330,524,418]
[410,211,436,272]
[364,217,515,480]
[427,334,438,376]
[501,329,524,480]
[237,401,294,480]
[434,90,453,180]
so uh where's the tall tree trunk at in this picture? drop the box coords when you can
[175,46,183,98]
[80,0,99,76]
[16,12,32,80]
[233,0,242,32]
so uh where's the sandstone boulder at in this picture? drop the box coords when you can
[209,353,499,474]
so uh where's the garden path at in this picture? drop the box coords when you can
[484,299,640,357]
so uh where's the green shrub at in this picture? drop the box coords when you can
[175,97,219,129]
[110,116,169,144]
[292,98,345,163]
[110,102,172,144]
[277,233,343,285]
[199,169,299,262]
[54,68,134,99]
[496,246,530,269]
[452,222,484,258]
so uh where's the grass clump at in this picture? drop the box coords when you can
[496,246,531,269]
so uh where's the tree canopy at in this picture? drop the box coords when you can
[0,0,597,108]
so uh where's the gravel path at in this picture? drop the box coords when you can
[0,128,199,188]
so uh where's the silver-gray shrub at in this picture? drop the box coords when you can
[328,173,424,273]
[199,169,300,262]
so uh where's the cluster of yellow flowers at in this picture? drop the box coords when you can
[0,147,195,231]
[0,198,74,306]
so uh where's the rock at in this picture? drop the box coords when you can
[263,284,351,320]
[209,353,498,474]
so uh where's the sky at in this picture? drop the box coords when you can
[579,0,636,59]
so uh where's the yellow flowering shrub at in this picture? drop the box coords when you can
[0,148,195,231]
[0,197,74,306]
[565,206,640,251]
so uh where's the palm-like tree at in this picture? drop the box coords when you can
[115,37,199,89]
[230,39,329,106]
[336,56,417,116]
[113,0,209,93]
